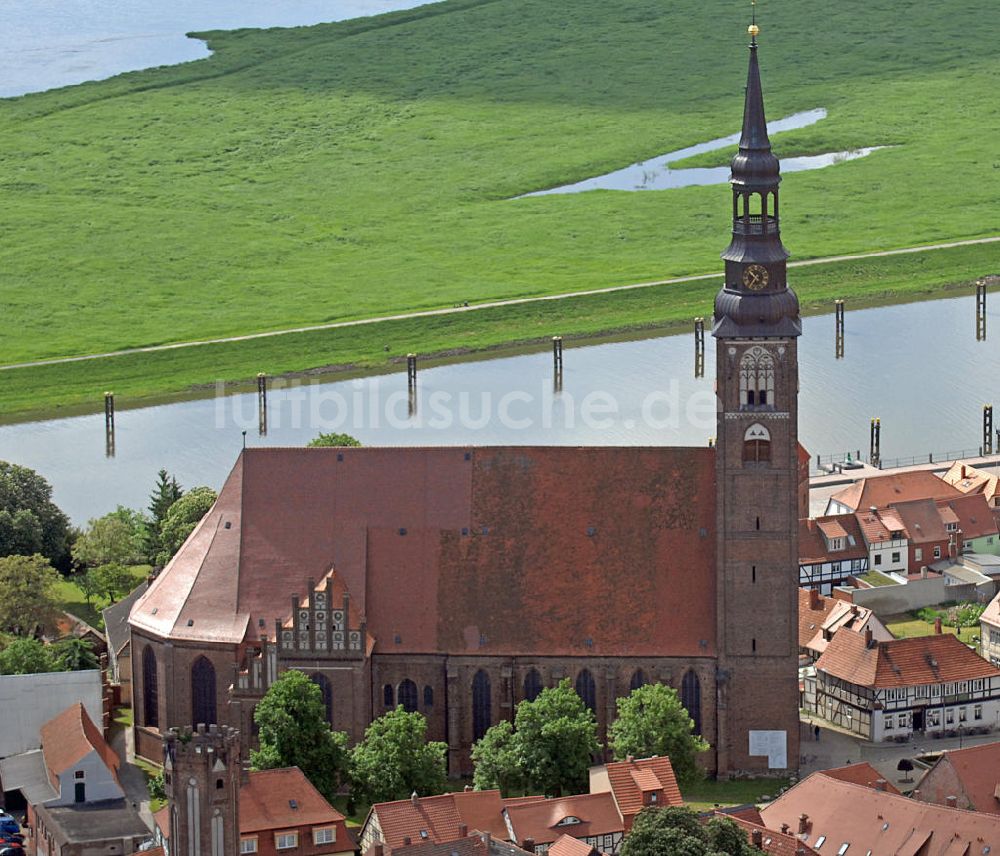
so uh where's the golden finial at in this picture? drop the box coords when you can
[748,0,760,39]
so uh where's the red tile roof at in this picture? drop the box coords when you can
[760,773,1000,855]
[798,515,867,565]
[239,768,345,833]
[830,471,963,513]
[815,629,1000,689]
[893,498,949,546]
[918,742,1000,815]
[504,793,622,847]
[797,590,891,655]
[600,756,682,830]
[133,447,718,656]
[942,461,1000,505]
[39,703,120,790]
[548,835,600,856]
[720,814,820,856]
[939,493,998,541]
[819,763,901,794]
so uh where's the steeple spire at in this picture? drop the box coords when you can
[732,17,779,188]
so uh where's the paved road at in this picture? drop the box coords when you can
[2,235,998,373]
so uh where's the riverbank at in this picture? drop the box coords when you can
[1,239,993,423]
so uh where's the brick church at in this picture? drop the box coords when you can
[129,30,804,779]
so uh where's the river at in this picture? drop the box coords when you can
[0,292,995,523]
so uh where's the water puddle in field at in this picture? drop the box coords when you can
[519,108,886,196]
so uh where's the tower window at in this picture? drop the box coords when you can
[739,348,775,409]
[752,565,757,583]
[743,424,772,465]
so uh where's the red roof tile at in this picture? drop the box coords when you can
[892,498,949,546]
[798,516,867,565]
[819,763,901,794]
[939,493,998,541]
[720,814,819,856]
[830,471,963,513]
[40,703,119,790]
[815,629,1000,689]
[239,768,345,833]
[369,790,518,851]
[600,756,682,831]
[133,447,717,657]
[504,793,622,847]
[548,835,600,856]
[918,742,1000,815]
[942,461,1000,505]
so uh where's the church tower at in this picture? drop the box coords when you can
[713,21,801,775]
[163,724,242,856]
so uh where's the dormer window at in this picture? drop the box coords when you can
[556,817,582,827]
[828,537,844,552]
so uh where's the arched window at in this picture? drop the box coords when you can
[739,348,775,408]
[191,656,217,728]
[424,685,434,708]
[472,670,492,741]
[629,669,646,693]
[383,684,394,708]
[311,673,333,723]
[142,646,158,729]
[743,423,772,464]
[398,679,418,713]
[575,669,597,713]
[523,669,543,703]
[681,670,702,736]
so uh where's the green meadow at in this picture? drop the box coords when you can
[0,0,998,415]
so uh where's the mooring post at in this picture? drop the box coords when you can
[552,336,563,372]
[870,417,881,468]
[984,404,994,455]
[407,353,417,392]
[257,372,268,436]
[694,317,705,378]
[835,299,845,359]
[977,280,987,341]
[104,391,116,458]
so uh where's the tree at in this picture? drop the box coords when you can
[308,433,362,448]
[471,720,524,795]
[621,807,764,856]
[250,671,350,803]
[350,707,448,805]
[86,563,137,603]
[514,678,601,796]
[155,487,217,566]
[0,554,61,634]
[0,637,57,675]
[144,470,183,562]
[51,637,100,671]
[72,508,146,569]
[0,462,71,569]
[609,683,710,784]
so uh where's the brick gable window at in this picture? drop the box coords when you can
[630,669,647,692]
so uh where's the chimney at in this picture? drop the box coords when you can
[403,837,412,847]
[798,813,810,835]
[865,627,874,648]
[751,829,763,846]
[875,779,887,791]
[411,791,419,806]
[947,795,958,808]
[935,617,943,634]
[962,465,968,479]
[781,824,790,835]
[459,825,468,838]
[913,789,921,800]
[626,755,634,763]
[523,838,535,852]
[922,566,929,579]
[809,588,821,610]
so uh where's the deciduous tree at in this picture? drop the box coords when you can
[471,719,523,795]
[0,637,57,675]
[86,563,137,604]
[72,508,146,568]
[308,433,362,447]
[51,637,100,671]
[0,554,61,634]
[350,707,448,805]
[250,670,350,803]
[0,462,71,569]
[155,487,217,566]
[621,807,764,856]
[609,683,709,784]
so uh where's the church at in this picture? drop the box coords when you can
[129,27,804,779]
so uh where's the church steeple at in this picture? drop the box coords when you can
[713,21,800,339]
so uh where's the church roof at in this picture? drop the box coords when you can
[130,446,717,657]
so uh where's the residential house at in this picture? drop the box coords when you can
[546,837,604,856]
[377,832,534,856]
[981,589,1000,668]
[855,506,909,576]
[947,493,1000,555]
[503,793,623,855]
[797,515,868,591]
[942,461,1000,508]
[759,774,1000,854]
[588,755,682,833]
[0,703,147,856]
[717,812,820,856]
[816,762,901,794]
[826,471,963,516]
[797,589,892,663]
[102,580,149,698]
[892,498,956,572]
[914,741,1000,815]
[807,628,1000,740]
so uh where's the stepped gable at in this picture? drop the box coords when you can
[132,446,717,657]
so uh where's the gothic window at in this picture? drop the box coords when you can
[743,423,772,464]
[398,679,418,713]
[681,670,702,736]
[383,684,394,708]
[311,673,333,723]
[142,645,159,729]
[629,669,647,693]
[738,348,775,408]
[576,669,597,713]
[424,685,434,708]
[523,669,543,703]
[472,670,492,741]
[191,656,217,728]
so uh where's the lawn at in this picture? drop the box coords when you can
[884,613,979,646]
[0,0,997,416]
[682,777,791,812]
[52,565,150,630]
[857,571,897,588]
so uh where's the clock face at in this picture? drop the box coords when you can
[742,264,769,291]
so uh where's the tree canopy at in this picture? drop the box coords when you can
[621,807,765,856]
[51,637,100,671]
[155,486,217,566]
[609,683,710,784]
[0,637,57,675]
[0,462,71,569]
[72,508,146,569]
[251,670,350,803]
[0,554,61,635]
[471,719,524,795]
[308,433,362,447]
[350,706,448,805]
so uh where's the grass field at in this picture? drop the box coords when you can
[682,776,791,812]
[53,565,150,629]
[884,613,979,646]
[1,0,998,416]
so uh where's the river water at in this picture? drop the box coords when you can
[0,292,996,523]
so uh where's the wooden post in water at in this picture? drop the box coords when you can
[835,300,845,359]
[984,405,994,456]
[869,417,881,469]
[104,392,116,458]
[257,372,268,436]
[407,354,418,417]
[552,337,564,392]
[694,318,705,378]
[977,280,987,341]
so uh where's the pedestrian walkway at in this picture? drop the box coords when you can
[110,719,155,832]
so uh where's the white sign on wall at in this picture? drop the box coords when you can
[749,729,787,769]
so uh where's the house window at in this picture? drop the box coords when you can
[75,770,85,779]
[142,645,159,729]
[829,538,844,552]
[630,669,647,692]
[959,707,967,722]
[311,673,333,724]
[946,709,954,725]
[191,656,217,727]
[934,547,942,559]
[472,670,492,741]
[276,832,299,850]
[884,715,893,730]
[946,522,958,532]
[915,548,923,561]
[313,828,336,845]
[398,679,418,713]
[523,669,543,703]
[240,839,259,854]
[928,710,940,727]
[742,423,772,464]
[891,552,901,563]
[974,704,983,720]
[874,554,883,566]
[681,671,702,736]
[988,537,995,545]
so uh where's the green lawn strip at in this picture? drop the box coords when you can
[0,241,990,422]
[331,795,370,827]
[884,614,978,646]
[682,776,791,812]
[0,0,997,366]
[52,565,151,631]
[857,571,897,588]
